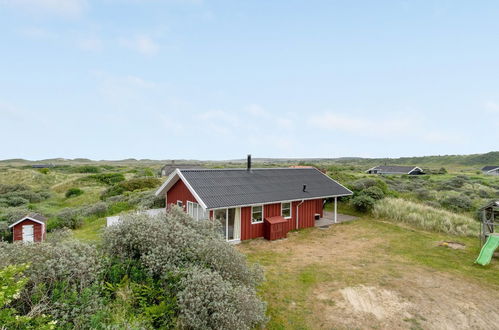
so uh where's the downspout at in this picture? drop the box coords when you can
[296,200,304,230]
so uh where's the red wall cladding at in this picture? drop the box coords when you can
[166,180,198,211]
[240,199,324,240]
[13,220,45,242]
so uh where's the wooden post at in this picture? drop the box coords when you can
[334,197,338,224]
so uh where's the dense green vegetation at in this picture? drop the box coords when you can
[1,154,498,329]
[0,209,266,329]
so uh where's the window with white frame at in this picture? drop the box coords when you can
[177,200,183,208]
[281,202,291,219]
[251,205,263,224]
[187,201,208,221]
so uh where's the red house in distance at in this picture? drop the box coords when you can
[9,214,47,243]
[155,156,352,242]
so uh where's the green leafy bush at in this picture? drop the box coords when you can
[88,173,125,185]
[102,208,267,328]
[56,208,83,229]
[0,264,55,329]
[439,194,473,212]
[362,186,385,200]
[65,187,84,198]
[74,165,101,173]
[350,194,376,212]
[101,177,161,200]
[81,202,108,218]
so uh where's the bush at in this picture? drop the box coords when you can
[88,173,125,185]
[102,208,267,328]
[0,195,29,207]
[1,207,32,224]
[81,202,108,218]
[351,194,375,212]
[65,187,84,198]
[74,165,101,173]
[439,194,473,212]
[0,240,103,328]
[0,264,55,329]
[372,197,479,236]
[101,177,161,200]
[56,208,83,229]
[362,186,385,200]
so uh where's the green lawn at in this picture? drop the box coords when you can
[239,217,499,329]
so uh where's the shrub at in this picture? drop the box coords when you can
[65,187,84,198]
[81,202,108,218]
[0,264,55,329]
[1,207,32,224]
[101,177,161,200]
[414,188,432,201]
[351,194,375,212]
[56,208,83,229]
[372,197,479,236]
[38,168,50,174]
[0,240,103,328]
[439,194,473,212]
[88,173,125,185]
[74,165,101,173]
[102,208,267,328]
[0,195,29,207]
[119,177,161,192]
[127,192,166,209]
[362,186,385,200]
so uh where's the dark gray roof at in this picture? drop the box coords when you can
[482,166,499,171]
[369,165,420,174]
[26,213,47,222]
[180,168,352,209]
[161,164,204,176]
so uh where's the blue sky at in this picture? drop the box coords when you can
[0,0,498,160]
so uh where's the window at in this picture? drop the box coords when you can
[177,200,183,208]
[187,201,208,221]
[251,205,263,224]
[281,202,291,219]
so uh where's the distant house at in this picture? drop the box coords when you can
[482,166,499,176]
[155,156,352,242]
[9,214,47,243]
[366,165,424,175]
[160,161,205,177]
[32,164,54,169]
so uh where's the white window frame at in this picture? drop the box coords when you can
[281,202,292,219]
[251,205,264,224]
[177,200,183,208]
[187,201,208,221]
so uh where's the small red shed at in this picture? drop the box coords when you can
[264,216,289,241]
[9,214,47,243]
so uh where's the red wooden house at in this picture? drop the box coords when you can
[9,214,47,243]
[155,157,352,242]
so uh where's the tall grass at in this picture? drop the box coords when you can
[372,197,479,237]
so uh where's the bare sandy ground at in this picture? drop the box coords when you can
[240,222,499,329]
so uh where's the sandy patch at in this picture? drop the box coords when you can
[340,285,411,320]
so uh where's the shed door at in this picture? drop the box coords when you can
[22,225,34,242]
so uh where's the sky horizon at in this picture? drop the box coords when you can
[1,1,498,160]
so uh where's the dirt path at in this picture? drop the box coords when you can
[239,221,499,329]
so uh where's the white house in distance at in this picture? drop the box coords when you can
[366,165,424,175]
[482,166,499,176]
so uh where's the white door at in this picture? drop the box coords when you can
[22,225,34,243]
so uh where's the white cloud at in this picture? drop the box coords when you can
[1,0,88,17]
[78,37,103,52]
[20,27,57,39]
[246,104,269,118]
[485,101,499,113]
[309,112,412,136]
[119,35,159,56]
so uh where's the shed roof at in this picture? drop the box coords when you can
[482,166,499,172]
[156,168,352,209]
[8,214,47,228]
